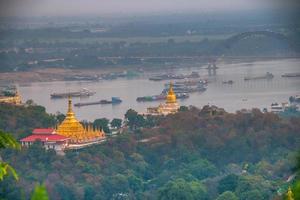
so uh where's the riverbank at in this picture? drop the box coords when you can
[0,57,299,84]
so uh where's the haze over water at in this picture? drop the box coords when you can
[19,58,300,121]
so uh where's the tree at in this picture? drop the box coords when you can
[239,189,264,200]
[158,179,207,200]
[111,118,122,129]
[0,130,20,181]
[179,106,189,112]
[218,174,239,194]
[93,118,110,133]
[216,191,239,200]
[125,109,145,130]
[31,183,49,200]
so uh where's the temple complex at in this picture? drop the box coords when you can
[56,96,105,147]
[147,83,179,115]
[20,96,106,152]
[0,89,22,105]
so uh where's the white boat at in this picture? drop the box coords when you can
[270,102,289,113]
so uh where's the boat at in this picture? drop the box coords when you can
[289,95,300,103]
[282,73,300,78]
[222,80,234,84]
[244,72,274,81]
[186,72,200,78]
[149,72,201,81]
[136,93,189,102]
[50,88,95,99]
[165,79,208,87]
[74,97,122,107]
[270,102,289,113]
[162,82,207,94]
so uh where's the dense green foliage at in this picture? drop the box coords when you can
[30,183,49,200]
[0,130,20,181]
[0,104,299,199]
[0,103,57,139]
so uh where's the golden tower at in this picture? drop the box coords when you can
[166,82,177,104]
[287,187,294,200]
[56,96,105,144]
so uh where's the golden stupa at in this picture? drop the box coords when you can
[147,82,179,115]
[0,88,22,105]
[287,187,294,200]
[165,82,177,104]
[56,96,105,144]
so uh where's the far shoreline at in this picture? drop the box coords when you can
[0,56,299,84]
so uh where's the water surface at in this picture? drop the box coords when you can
[19,59,300,121]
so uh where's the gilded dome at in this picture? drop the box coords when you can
[166,83,177,104]
[56,97,86,142]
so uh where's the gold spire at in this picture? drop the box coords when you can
[166,82,177,104]
[56,96,106,144]
[56,96,85,142]
[287,187,294,200]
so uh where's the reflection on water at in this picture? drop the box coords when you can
[19,59,300,121]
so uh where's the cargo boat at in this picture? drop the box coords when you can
[136,93,189,102]
[165,79,208,87]
[282,73,300,78]
[149,72,200,81]
[74,97,122,107]
[289,95,300,103]
[244,72,274,81]
[222,80,234,84]
[51,88,95,99]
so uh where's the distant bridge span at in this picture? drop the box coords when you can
[214,31,293,55]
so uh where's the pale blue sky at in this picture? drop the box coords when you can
[0,0,297,17]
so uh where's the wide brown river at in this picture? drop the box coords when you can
[19,59,300,121]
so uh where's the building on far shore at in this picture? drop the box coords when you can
[0,89,22,105]
[146,83,179,115]
[20,97,106,152]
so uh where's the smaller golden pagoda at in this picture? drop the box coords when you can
[0,89,22,105]
[287,187,294,200]
[147,82,179,115]
[56,96,105,144]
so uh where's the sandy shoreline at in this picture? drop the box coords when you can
[0,67,131,84]
[1,57,298,84]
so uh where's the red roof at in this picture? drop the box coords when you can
[32,128,55,134]
[20,134,69,142]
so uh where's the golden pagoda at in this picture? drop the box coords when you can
[287,187,294,200]
[0,89,22,105]
[147,82,179,115]
[56,96,105,144]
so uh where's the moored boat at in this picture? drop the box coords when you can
[74,97,122,107]
[282,73,300,78]
[136,93,189,102]
[244,72,274,81]
[51,88,95,99]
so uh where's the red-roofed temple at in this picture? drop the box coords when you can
[20,128,69,152]
[19,97,106,153]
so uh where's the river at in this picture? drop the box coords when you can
[18,58,300,121]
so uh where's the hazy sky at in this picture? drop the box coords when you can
[0,0,298,17]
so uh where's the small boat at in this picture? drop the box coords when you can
[74,97,122,107]
[282,73,300,78]
[136,93,189,102]
[222,80,234,84]
[289,95,300,103]
[51,88,95,99]
[270,102,289,113]
[244,72,274,81]
[186,72,200,78]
